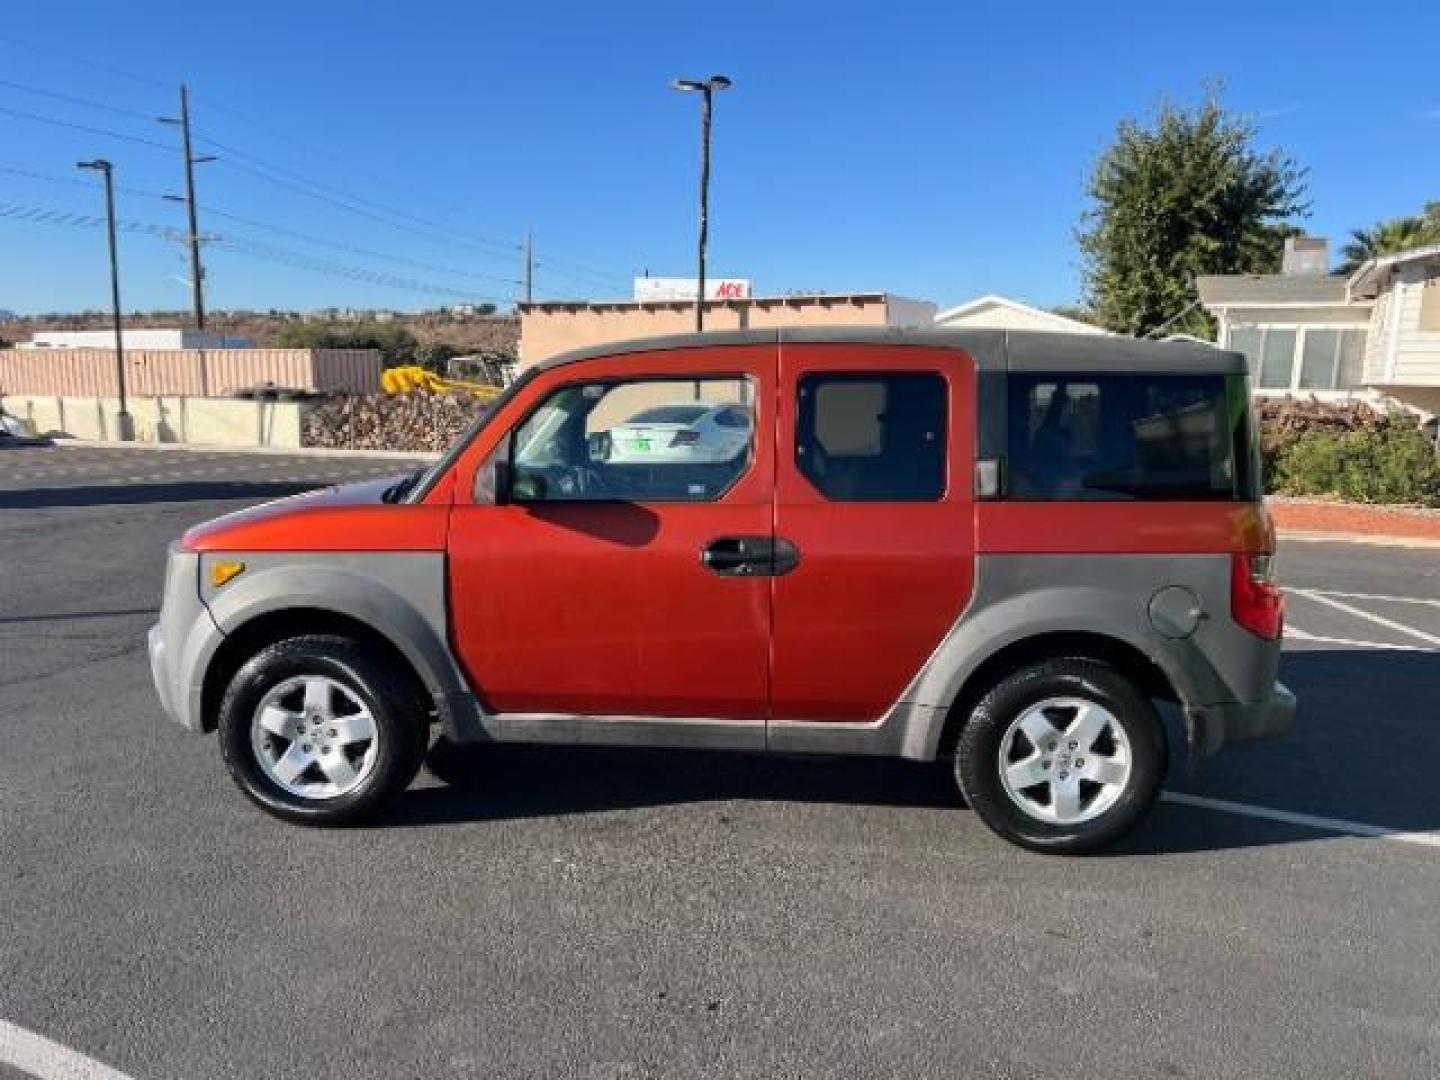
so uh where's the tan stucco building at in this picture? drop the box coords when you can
[517,292,937,369]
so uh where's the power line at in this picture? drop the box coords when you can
[202,205,523,286]
[201,148,516,261]
[0,163,172,201]
[0,60,635,290]
[0,198,507,303]
[190,118,635,285]
[0,163,522,290]
[0,162,518,284]
[196,134,523,260]
[0,77,157,123]
[0,103,172,151]
[217,236,507,302]
[0,32,171,91]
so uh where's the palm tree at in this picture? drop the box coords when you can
[1338,214,1440,274]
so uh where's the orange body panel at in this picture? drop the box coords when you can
[769,344,977,722]
[183,479,448,552]
[446,346,776,718]
[976,501,1274,555]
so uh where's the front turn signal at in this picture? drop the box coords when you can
[211,560,246,588]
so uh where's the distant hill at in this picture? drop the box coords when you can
[2,309,519,358]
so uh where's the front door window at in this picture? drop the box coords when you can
[506,377,754,503]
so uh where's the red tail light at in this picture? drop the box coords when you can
[1231,553,1284,639]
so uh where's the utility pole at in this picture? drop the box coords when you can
[160,84,215,330]
[77,158,131,441]
[671,75,731,332]
[523,228,534,306]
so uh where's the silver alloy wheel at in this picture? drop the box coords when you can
[996,696,1133,825]
[250,675,379,800]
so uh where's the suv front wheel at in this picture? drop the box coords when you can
[955,658,1165,854]
[217,635,428,825]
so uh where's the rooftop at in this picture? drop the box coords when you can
[532,327,1243,376]
[1347,242,1440,299]
[521,291,908,313]
[1195,274,1352,308]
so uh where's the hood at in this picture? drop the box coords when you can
[181,473,445,553]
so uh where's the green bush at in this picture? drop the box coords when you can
[1272,416,1440,507]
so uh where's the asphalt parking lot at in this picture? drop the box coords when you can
[2,444,1438,1080]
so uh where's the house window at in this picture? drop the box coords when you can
[1421,281,1440,333]
[1259,329,1297,388]
[1227,325,1367,392]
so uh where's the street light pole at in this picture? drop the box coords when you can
[77,158,131,440]
[671,74,731,332]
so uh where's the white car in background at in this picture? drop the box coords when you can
[605,402,751,464]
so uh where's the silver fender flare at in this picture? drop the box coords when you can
[896,585,1222,760]
[199,561,481,740]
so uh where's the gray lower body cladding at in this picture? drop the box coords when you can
[149,548,1293,761]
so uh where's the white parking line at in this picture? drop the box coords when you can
[1286,624,1433,652]
[1161,792,1440,849]
[1291,589,1440,648]
[0,1018,136,1080]
[1303,589,1440,609]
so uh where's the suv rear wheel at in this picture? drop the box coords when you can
[954,658,1165,854]
[217,635,428,825]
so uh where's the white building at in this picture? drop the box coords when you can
[19,328,251,350]
[1199,237,1440,414]
[934,295,1108,335]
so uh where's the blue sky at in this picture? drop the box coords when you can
[1,0,1437,316]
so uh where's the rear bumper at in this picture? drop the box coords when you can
[1186,680,1297,756]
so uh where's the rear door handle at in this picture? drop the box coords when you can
[701,536,800,577]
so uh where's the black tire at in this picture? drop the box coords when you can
[217,635,428,825]
[954,658,1165,854]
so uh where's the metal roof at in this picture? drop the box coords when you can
[533,327,1247,376]
[1195,274,1351,308]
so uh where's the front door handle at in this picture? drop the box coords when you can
[701,536,800,577]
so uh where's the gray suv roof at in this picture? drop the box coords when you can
[533,327,1247,376]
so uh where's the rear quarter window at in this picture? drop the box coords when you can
[1004,373,1258,501]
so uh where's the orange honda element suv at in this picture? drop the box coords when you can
[150,329,1294,852]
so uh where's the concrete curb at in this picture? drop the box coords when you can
[48,438,440,462]
[1278,530,1440,550]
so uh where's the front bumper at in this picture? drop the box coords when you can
[148,623,179,726]
[149,547,215,733]
[1185,680,1297,756]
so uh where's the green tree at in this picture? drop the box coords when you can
[1337,207,1440,274]
[273,320,419,365]
[1078,92,1309,337]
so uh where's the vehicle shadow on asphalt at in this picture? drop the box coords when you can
[0,482,323,508]
[391,647,1440,856]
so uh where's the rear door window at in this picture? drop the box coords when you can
[795,372,947,501]
[1005,373,1257,501]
